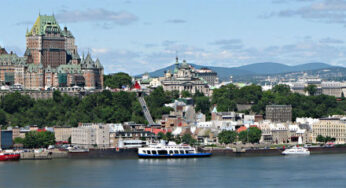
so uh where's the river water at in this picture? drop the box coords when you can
[1,154,346,188]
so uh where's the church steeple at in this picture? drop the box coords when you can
[174,56,179,73]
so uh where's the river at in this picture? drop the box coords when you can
[1,154,346,188]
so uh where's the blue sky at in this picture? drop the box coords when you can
[1,0,346,74]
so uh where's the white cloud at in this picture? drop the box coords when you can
[56,9,138,25]
[271,0,346,25]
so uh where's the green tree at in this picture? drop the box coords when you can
[272,84,291,95]
[14,137,24,144]
[316,135,325,142]
[238,131,248,143]
[181,91,192,98]
[304,84,317,96]
[104,72,132,89]
[182,133,197,145]
[247,127,262,143]
[194,96,211,115]
[0,109,7,125]
[175,135,182,144]
[23,131,55,148]
[237,84,262,104]
[157,132,166,140]
[218,130,237,144]
[166,90,180,100]
[165,132,174,141]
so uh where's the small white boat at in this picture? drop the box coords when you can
[282,146,310,155]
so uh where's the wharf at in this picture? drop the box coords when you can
[67,148,138,159]
[200,146,346,156]
[20,149,68,160]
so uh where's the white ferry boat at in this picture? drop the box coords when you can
[282,146,310,155]
[138,141,212,158]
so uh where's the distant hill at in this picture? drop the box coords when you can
[137,62,340,81]
[236,62,333,75]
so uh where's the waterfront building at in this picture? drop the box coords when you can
[312,118,346,144]
[0,130,13,149]
[54,127,72,143]
[265,105,292,122]
[161,58,210,96]
[110,131,155,148]
[71,123,110,148]
[0,14,103,90]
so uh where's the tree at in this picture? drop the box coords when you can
[181,91,192,98]
[218,130,237,144]
[0,109,7,125]
[238,131,248,143]
[304,84,317,96]
[175,135,182,144]
[272,84,291,95]
[14,137,24,144]
[166,90,180,100]
[194,96,211,115]
[104,72,132,89]
[247,127,262,143]
[165,132,174,141]
[316,135,325,143]
[157,132,166,140]
[237,84,262,104]
[23,131,55,148]
[182,133,197,145]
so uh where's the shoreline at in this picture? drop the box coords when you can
[19,146,346,160]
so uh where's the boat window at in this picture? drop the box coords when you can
[174,150,179,154]
[186,150,194,154]
[180,150,185,154]
[147,150,151,154]
[169,150,173,154]
[152,150,157,154]
[143,150,147,154]
[158,150,168,155]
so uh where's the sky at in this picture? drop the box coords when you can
[1,0,346,75]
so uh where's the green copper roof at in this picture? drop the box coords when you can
[57,64,82,74]
[27,15,61,36]
[0,54,27,65]
[61,27,74,38]
[27,63,42,73]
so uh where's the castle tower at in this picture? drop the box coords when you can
[26,14,66,68]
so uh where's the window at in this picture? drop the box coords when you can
[147,150,151,154]
[152,150,157,155]
[180,150,185,154]
[143,150,147,154]
[158,150,168,155]
[174,150,179,154]
[169,150,173,154]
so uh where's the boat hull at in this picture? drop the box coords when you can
[0,154,20,161]
[282,152,310,155]
[138,153,212,158]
